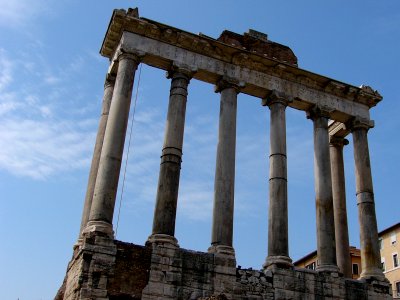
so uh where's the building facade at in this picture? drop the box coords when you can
[294,222,400,298]
[294,246,362,280]
[380,222,400,298]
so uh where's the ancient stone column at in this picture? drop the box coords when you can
[84,52,140,237]
[263,91,293,269]
[350,118,385,280]
[78,75,115,239]
[148,68,191,246]
[209,78,239,257]
[330,136,351,278]
[307,106,338,273]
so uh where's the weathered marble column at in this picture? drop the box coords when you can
[84,52,140,237]
[78,75,115,239]
[209,78,239,257]
[330,136,351,277]
[262,91,293,269]
[350,118,385,280]
[148,68,192,247]
[307,106,339,273]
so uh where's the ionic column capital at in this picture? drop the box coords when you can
[261,90,293,107]
[306,105,333,121]
[166,63,197,81]
[329,136,349,148]
[116,49,143,65]
[214,76,244,94]
[347,117,374,132]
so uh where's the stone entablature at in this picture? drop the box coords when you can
[100,8,381,123]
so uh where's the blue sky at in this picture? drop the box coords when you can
[0,1,399,299]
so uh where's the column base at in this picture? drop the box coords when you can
[82,220,114,238]
[208,245,236,258]
[316,263,340,274]
[146,233,179,248]
[359,268,388,282]
[263,255,293,270]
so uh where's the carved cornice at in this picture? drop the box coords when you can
[328,121,350,138]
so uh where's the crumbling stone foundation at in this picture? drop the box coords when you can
[57,238,392,300]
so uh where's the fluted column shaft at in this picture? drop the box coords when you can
[210,80,238,256]
[330,136,351,277]
[149,70,191,246]
[85,53,139,237]
[263,92,292,269]
[79,75,115,238]
[351,120,385,280]
[308,107,338,273]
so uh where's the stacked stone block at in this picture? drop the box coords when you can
[57,240,392,299]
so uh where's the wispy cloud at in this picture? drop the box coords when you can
[0,49,97,179]
[0,0,51,28]
[178,182,214,221]
[0,119,94,179]
[0,49,12,90]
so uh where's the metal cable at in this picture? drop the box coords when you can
[115,64,143,237]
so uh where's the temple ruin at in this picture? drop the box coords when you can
[56,7,392,299]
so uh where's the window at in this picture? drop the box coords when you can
[381,258,386,272]
[396,282,400,297]
[306,262,316,270]
[394,254,399,268]
[352,263,359,275]
[391,233,397,245]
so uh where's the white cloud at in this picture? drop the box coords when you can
[0,118,94,179]
[44,75,61,85]
[0,48,97,180]
[178,182,214,221]
[0,100,20,116]
[0,0,51,28]
[0,50,12,91]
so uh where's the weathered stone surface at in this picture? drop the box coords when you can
[308,107,338,273]
[210,80,238,255]
[264,92,292,269]
[350,120,385,281]
[217,30,298,67]
[107,241,151,299]
[79,75,115,238]
[329,136,352,278]
[86,53,139,236]
[57,241,393,299]
[151,69,191,241]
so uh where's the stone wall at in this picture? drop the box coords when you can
[108,241,152,299]
[57,238,392,299]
